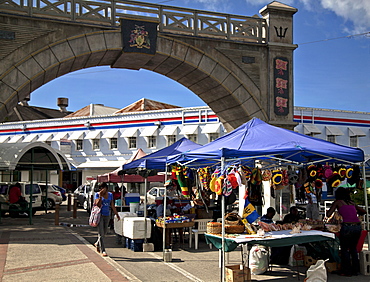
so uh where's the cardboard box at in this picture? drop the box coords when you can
[225,265,251,282]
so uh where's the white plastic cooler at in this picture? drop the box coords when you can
[114,212,137,236]
[123,217,152,239]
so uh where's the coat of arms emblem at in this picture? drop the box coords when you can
[129,24,151,49]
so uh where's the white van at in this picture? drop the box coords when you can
[0,182,43,215]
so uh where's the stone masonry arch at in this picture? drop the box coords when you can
[0,1,298,130]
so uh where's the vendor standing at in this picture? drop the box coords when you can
[327,187,365,277]
[305,181,319,220]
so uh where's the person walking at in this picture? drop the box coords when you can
[326,187,365,276]
[94,182,120,257]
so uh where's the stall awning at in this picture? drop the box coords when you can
[38,133,53,142]
[85,130,102,139]
[0,135,9,143]
[303,124,321,135]
[52,132,68,141]
[102,129,119,139]
[8,135,24,143]
[77,160,124,168]
[69,131,85,140]
[349,127,366,137]
[180,125,199,135]
[140,127,158,137]
[159,125,178,136]
[23,134,39,143]
[202,123,220,134]
[326,126,344,136]
[122,128,138,137]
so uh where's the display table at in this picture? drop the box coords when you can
[206,230,336,252]
[156,221,195,248]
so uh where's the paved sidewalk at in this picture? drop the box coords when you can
[0,206,133,282]
[1,204,369,281]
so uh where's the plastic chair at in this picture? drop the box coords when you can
[189,219,212,249]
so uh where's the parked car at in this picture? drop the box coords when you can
[74,184,91,210]
[0,182,43,215]
[54,186,67,201]
[38,183,63,209]
[146,187,180,204]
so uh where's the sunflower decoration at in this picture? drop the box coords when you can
[272,169,283,185]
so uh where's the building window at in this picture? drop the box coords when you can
[92,139,100,150]
[76,140,83,151]
[327,135,336,143]
[350,136,358,147]
[148,136,156,148]
[209,133,219,142]
[167,135,176,146]
[128,137,137,149]
[187,134,197,143]
[110,138,118,150]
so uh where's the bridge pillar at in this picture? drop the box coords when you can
[260,2,298,130]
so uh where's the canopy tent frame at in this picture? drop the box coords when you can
[167,118,367,282]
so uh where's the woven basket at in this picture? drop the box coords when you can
[225,212,242,226]
[207,222,222,234]
[225,224,245,234]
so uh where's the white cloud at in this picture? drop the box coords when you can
[319,0,370,33]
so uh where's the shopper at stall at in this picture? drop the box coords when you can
[305,181,319,220]
[283,206,301,224]
[156,197,172,218]
[260,207,276,224]
[326,187,365,277]
[94,182,120,257]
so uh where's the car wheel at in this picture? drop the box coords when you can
[83,199,88,210]
[43,199,55,209]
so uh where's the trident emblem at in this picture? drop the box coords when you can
[274,26,288,38]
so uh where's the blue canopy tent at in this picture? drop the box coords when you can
[121,137,201,256]
[168,118,367,281]
[122,137,201,171]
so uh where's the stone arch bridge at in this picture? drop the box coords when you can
[0,0,297,131]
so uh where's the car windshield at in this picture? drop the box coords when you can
[25,184,41,195]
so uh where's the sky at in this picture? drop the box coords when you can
[30,0,370,113]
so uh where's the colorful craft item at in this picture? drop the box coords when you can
[287,166,298,185]
[324,165,333,179]
[214,175,224,195]
[304,182,313,194]
[223,176,233,196]
[272,169,283,185]
[198,167,210,190]
[282,169,289,186]
[172,165,190,198]
[327,172,341,189]
[314,179,323,189]
[346,166,353,179]
[338,166,347,181]
[240,166,252,181]
[227,172,239,189]
[307,165,317,179]
[250,168,262,185]
[262,170,272,181]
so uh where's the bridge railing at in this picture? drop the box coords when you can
[0,0,267,43]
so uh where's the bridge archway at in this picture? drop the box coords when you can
[0,1,297,130]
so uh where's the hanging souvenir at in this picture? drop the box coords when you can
[338,165,347,181]
[327,172,341,190]
[241,166,252,181]
[214,175,224,196]
[307,165,317,181]
[250,167,262,185]
[223,176,233,196]
[272,169,282,185]
[287,166,298,185]
[238,167,247,185]
[248,181,263,206]
[172,165,190,198]
[198,167,210,190]
[324,164,333,179]
[262,169,272,181]
[316,164,324,179]
[314,179,323,189]
[234,169,242,187]
[346,165,354,179]
[281,169,289,186]
[347,165,360,186]
[227,170,239,189]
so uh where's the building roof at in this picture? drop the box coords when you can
[65,104,119,118]
[114,98,180,113]
[2,105,71,122]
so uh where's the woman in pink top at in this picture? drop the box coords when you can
[327,187,366,276]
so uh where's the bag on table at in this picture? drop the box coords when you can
[249,245,268,275]
[89,205,101,227]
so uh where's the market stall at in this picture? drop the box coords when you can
[121,138,201,257]
[168,117,367,281]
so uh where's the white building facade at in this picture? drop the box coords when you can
[0,104,369,191]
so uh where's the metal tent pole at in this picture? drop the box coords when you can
[144,177,148,242]
[163,164,169,261]
[362,163,369,250]
[221,157,226,282]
